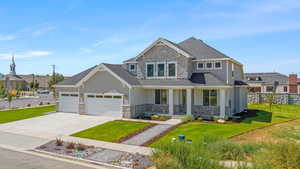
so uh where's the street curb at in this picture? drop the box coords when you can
[33,149,129,169]
[0,104,56,112]
[0,144,111,169]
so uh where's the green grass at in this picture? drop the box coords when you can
[71,120,153,142]
[0,105,55,124]
[151,104,300,147]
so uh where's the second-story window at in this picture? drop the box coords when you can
[168,63,176,77]
[129,64,136,72]
[157,63,165,77]
[147,63,154,77]
[197,63,204,69]
[215,62,221,69]
[206,62,213,69]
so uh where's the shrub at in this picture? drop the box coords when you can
[240,143,262,156]
[55,138,63,146]
[159,116,168,121]
[253,141,300,169]
[66,142,75,149]
[76,143,86,151]
[208,139,245,160]
[151,115,159,120]
[151,151,182,169]
[197,117,203,121]
[152,136,227,169]
[181,115,195,122]
[47,102,50,105]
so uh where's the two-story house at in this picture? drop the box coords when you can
[54,37,248,119]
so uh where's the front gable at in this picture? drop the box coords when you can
[135,42,192,79]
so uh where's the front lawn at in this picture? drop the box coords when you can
[0,105,56,124]
[71,120,153,142]
[151,104,300,147]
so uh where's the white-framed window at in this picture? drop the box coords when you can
[155,89,168,104]
[146,62,177,78]
[167,62,176,77]
[129,64,136,72]
[206,62,213,69]
[203,90,217,106]
[157,63,165,77]
[215,62,222,69]
[197,62,205,69]
[146,63,155,77]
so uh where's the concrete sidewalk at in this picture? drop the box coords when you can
[61,135,153,156]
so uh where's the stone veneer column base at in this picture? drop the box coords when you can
[78,103,86,115]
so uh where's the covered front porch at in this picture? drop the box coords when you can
[128,87,231,118]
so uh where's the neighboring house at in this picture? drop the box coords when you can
[19,74,51,89]
[54,37,248,119]
[245,72,300,94]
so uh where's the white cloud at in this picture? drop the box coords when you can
[31,25,57,37]
[0,50,52,59]
[0,34,17,41]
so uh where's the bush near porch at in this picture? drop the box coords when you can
[71,120,153,142]
[0,105,55,124]
[151,104,300,147]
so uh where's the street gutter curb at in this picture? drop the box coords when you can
[0,144,111,169]
[33,149,129,169]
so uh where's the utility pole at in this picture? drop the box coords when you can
[51,64,56,76]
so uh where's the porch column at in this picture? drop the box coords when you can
[220,89,226,118]
[168,89,174,115]
[186,88,192,115]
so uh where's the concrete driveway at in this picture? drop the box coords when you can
[0,112,118,139]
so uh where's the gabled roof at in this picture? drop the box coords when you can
[132,37,193,61]
[190,72,227,86]
[55,66,97,86]
[124,37,242,66]
[178,37,230,60]
[102,63,140,85]
[55,64,230,88]
[245,72,289,85]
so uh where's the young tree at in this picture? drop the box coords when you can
[48,73,64,98]
[7,90,16,109]
[265,92,275,111]
[0,83,5,98]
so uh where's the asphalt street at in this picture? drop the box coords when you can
[0,147,108,169]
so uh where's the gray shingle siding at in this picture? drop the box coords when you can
[136,44,191,79]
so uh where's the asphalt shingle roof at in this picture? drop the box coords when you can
[178,37,230,60]
[56,65,97,85]
[103,63,140,85]
[245,72,289,85]
[190,72,227,86]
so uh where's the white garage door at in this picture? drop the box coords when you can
[86,94,123,117]
[59,93,79,113]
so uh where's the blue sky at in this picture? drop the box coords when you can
[0,0,300,76]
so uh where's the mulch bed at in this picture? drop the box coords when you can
[118,123,158,143]
[234,109,259,122]
[36,140,152,169]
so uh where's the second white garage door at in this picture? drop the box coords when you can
[86,94,123,117]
